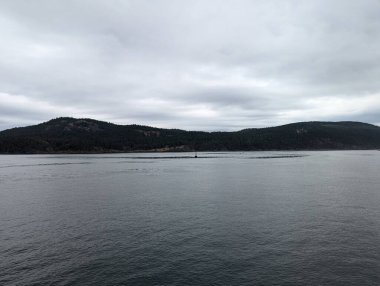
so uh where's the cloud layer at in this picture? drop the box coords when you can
[1,0,380,130]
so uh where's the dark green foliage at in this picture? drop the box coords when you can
[0,118,380,153]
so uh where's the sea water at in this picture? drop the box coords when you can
[1,151,380,285]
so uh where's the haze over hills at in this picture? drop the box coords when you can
[0,117,380,154]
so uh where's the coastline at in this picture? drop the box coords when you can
[0,148,378,155]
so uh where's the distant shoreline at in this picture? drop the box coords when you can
[0,148,378,155]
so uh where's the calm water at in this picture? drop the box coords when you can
[1,151,380,285]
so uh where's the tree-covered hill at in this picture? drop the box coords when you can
[0,117,379,153]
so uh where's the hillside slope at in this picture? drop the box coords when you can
[0,117,379,153]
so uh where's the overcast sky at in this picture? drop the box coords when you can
[1,0,380,131]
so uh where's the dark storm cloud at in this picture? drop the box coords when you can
[1,0,380,130]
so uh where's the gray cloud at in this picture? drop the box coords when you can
[1,0,380,131]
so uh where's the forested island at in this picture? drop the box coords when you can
[0,117,380,153]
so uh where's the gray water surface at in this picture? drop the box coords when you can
[1,151,380,285]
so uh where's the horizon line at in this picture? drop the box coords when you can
[1,116,378,133]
